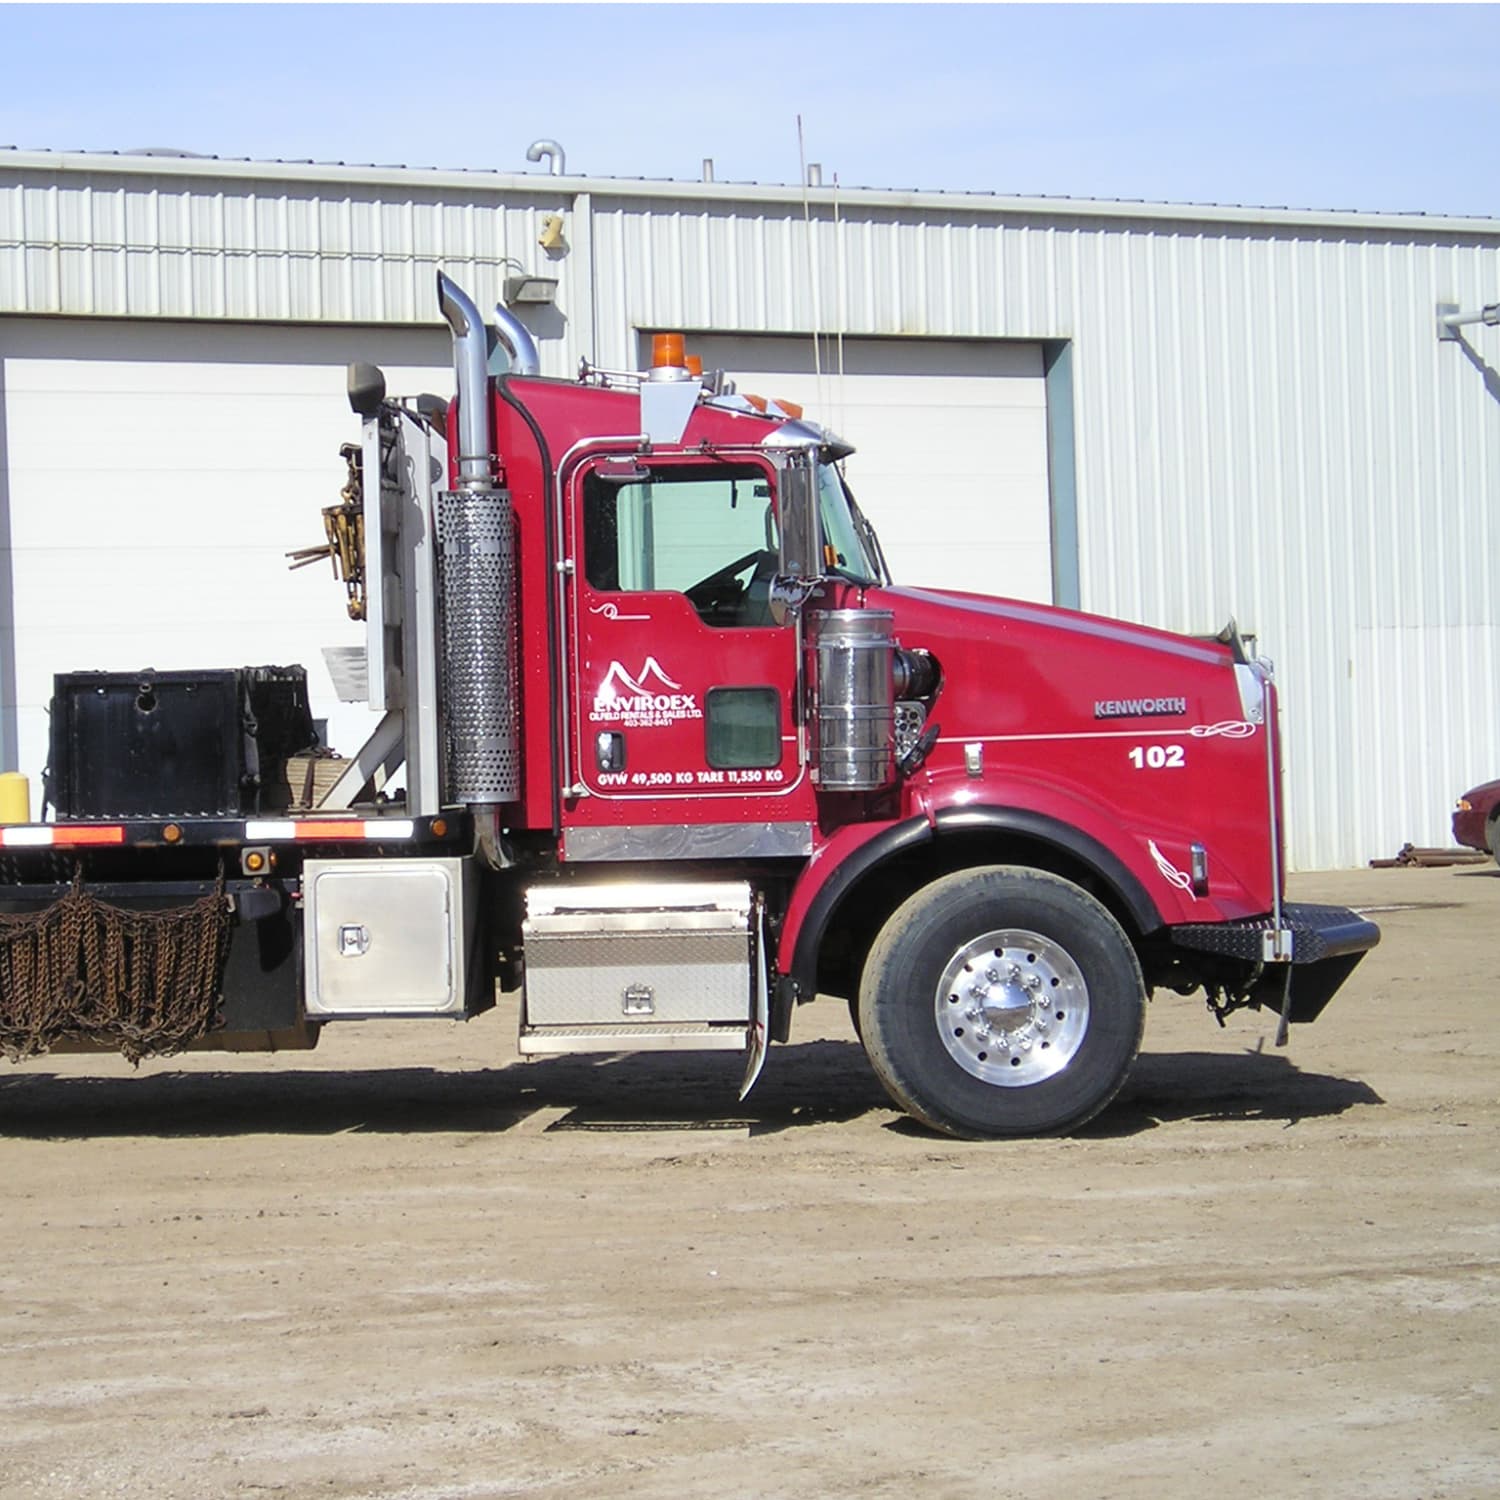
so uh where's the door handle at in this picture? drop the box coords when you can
[595,731,626,773]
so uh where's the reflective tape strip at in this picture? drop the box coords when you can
[0,825,125,847]
[243,819,416,842]
[64,826,127,846]
[0,827,56,847]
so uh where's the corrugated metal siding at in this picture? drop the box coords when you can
[1067,224,1500,868]
[4,157,1498,867]
[0,166,579,331]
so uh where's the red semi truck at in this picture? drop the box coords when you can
[0,273,1378,1137]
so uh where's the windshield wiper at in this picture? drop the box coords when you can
[847,495,890,586]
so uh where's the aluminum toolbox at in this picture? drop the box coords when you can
[304,857,478,1017]
[522,881,752,1027]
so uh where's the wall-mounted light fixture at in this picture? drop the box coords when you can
[504,274,559,306]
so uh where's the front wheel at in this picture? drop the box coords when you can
[857,867,1146,1138]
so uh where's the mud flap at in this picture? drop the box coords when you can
[740,898,770,1100]
[1251,949,1370,1032]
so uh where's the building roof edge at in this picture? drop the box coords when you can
[4,147,1499,238]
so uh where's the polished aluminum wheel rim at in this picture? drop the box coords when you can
[934,928,1090,1086]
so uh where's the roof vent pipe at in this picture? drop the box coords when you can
[526,139,566,175]
[436,271,493,491]
[492,302,541,377]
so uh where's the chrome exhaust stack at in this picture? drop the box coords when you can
[492,301,541,377]
[436,272,493,491]
[433,273,520,834]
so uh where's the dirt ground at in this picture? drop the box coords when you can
[0,865,1496,1500]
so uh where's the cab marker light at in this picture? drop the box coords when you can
[651,333,686,370]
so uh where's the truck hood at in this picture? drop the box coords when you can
[882,586,1232,670]
[858,580,1255,773]
[855,584,1274,920]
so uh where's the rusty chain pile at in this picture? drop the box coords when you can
[0,868,231,1063]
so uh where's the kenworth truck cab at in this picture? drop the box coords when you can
[0,272,1378,1138]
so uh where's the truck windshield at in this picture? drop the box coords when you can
[818,464,885,585]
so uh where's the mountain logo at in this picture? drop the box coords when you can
[596,657,683,700]
[590,658,701,727]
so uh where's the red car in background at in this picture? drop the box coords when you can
[1453,778,1500,865]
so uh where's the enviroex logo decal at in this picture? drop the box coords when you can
[590,658,702,728]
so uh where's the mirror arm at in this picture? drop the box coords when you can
[767,575,818,626]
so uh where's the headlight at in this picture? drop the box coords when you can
[1456,798,1473,811]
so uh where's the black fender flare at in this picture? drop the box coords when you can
[788,805,1163,995]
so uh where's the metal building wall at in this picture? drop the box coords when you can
[0,158,574,330]
[4,151,1498,867]
[1063,222,1500,870]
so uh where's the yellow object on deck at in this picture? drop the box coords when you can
[0,772,31,825]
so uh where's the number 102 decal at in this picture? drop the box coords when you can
[1128,744,1186,770]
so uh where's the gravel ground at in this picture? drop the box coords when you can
[0,864,1496,1499]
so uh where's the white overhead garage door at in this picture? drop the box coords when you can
[0,318,451,808]
[673,334,1053,604]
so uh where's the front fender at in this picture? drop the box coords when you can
[780,784,1172,996]
[925,803,1162,935]
[780,817,930,987]
[912,764,1246,926]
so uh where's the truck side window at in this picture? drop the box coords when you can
[705,686,781,768]
[583,465,780,628]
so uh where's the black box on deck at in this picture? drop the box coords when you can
[46,666,317,819]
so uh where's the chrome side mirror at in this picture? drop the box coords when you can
[772,448,822,623]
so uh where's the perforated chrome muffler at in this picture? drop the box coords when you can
[435,487,519,803]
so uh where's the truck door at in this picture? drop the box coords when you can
[562,454,812,855]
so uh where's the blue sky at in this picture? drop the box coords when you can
[3,3,1497,217]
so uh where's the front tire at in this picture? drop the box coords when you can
[857,867,1146,1138]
